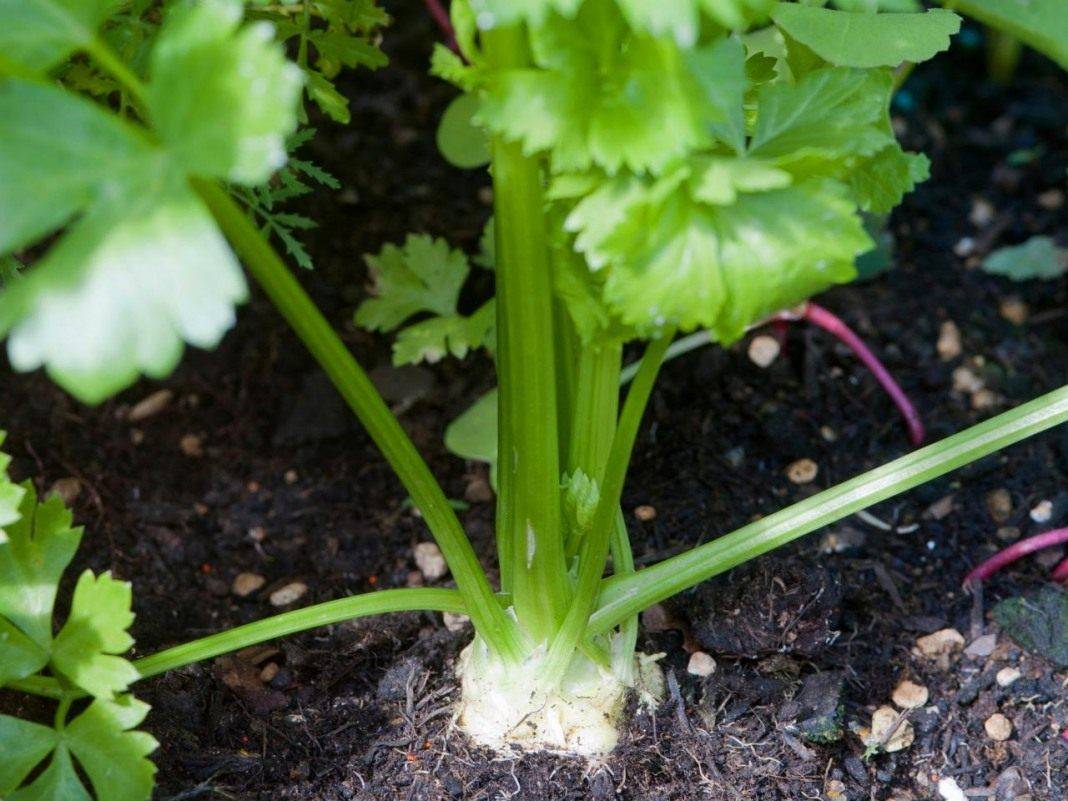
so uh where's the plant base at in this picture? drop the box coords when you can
[455,639,663,756]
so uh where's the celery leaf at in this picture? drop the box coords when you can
[0,0,125,71]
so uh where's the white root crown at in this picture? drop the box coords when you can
[455,638,664,757]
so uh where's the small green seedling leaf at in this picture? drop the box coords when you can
[356,235,495,365]
[0,0,125,72]
[51,570,140,698]
[771,5,960,69]
[148,0,303,184]
[437,93,491,169]
[562,470,599,543]
[445,389,499,487]
[0,697,158,801]
[981,236,1068,281]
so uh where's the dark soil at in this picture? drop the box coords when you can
[2,9,1067,801]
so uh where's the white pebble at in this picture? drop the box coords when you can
[270,581,308,606]
[747,335,781,368]
[686,651,717,677]
[995,667,1021,687]
[1029,499,1053,523]
[413,542,449,581]
[938,777,967,801]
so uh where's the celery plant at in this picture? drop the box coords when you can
[3,2,1068,796]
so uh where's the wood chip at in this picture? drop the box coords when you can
[128,389,174,422]
[269,581,308,607]
[232,572,266,598]
[786,458,818,484]
[867,705,914,752]
[952,366,984,394]
[936,321,962,361]
[984,712,1013,741]
[915,628,965,664]
[747,335,781,368]
[891,680,929,709]
[985,488,1013,523]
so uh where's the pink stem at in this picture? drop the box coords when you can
[1052,557,1068,582]
[423,0,459,53]
[963,527,1068,585]
[773,302,925,447]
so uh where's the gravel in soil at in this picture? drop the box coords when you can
[1,13,1066,801]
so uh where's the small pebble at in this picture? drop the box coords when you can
[953,237,975,258]
[1029,499,1053,523]
[999,297,1029,326]
[971,388,998,410]
[1037,188,1064,210]
[180,434,203,457]
[938,777,967,801]
[270,581,308,607]
[952,366,984,394]
[984,712,1013,741]
[634,504,657,522]
[969,198,995,227]
[128,389,174,422]
[819,425,837,443]
[786,458,818,484]
[747,334,781,368]
[249,526,267,542]
[892,680,929,709]
[936,321,962,361]
[130,428,145,446]
[232,572,266,598]
[260,662,280,683]
[48,477,82,506]
[284,469,299,485]
[686,651,716,677]
[985,488,1013,524]
[915,628,965,662]
[995,667,1021,687]
[867,705,914,752]
[413,542,448,581]
[464,476,493,503]
[442,612,470,632]
[964,633,997,658]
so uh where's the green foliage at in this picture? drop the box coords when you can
[0,0,302,403]
[355,235,496,365]
[0,432,157,800]
[0,0,125,71]
[981,236,1068,281]
[444,389,499,485]
[771,5,960,68]
[939,0,1068,69]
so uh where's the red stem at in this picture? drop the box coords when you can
[773,302,925,447]
[423,0,459,53]
[1052,557,1068,582]
[963,528,1068,585]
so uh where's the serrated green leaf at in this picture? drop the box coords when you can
[51,570,139,698]
[749,66,894,172]
[8,746,90,801]
[356,235,471,331]
[437,93,491,169]
[0,617,49,687]
[568,170,869,340]
[617,0,774,44]
[148,0,303,184]
[772,5,960,68]
[0,0,124,72]
[467,0,581,28]
[478,0,730,175]
[982,236,1068,281]
[0,177,248,405]
[65,696,158,801]
[431,43,481,91]
[393,300,496,365]
[849,146,929,213]
[562,469,599,542]
[305,70,351,122]
[0,433,26,527]
[940,0,1067,69]
[0,79,155,256]
[0,484,81,649]
[0,715,56,794]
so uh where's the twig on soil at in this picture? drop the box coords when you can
[963,528,1068,585]
[773,302,925,447]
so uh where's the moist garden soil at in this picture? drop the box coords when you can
[2,11,1067,801]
